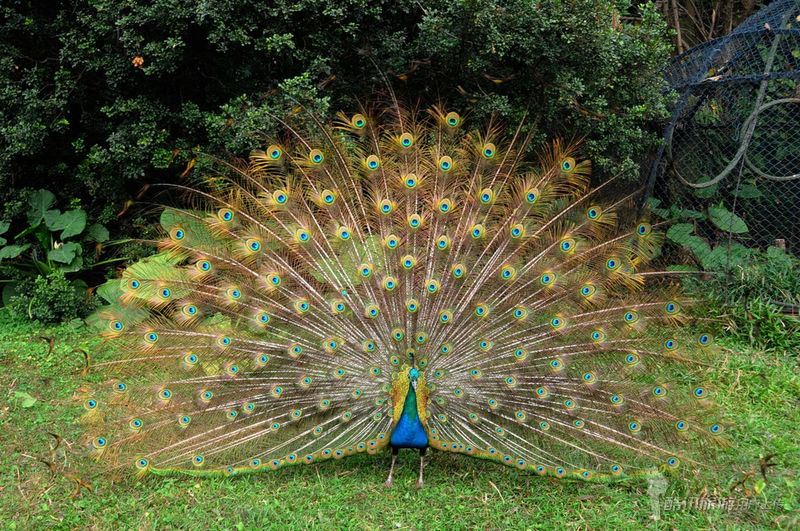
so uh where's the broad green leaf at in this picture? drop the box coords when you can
[0,244,30,260]
[734,183,763,199]
[27,189,56,226]
[666,223,711,263]
[708,205,749,234]
[43,209,62,229]
[692,176,718,199]
[59,254,84,273]
[47,241,81,263]
[49,209,87,239]
[0,220,9,235]
[85,223,110,243]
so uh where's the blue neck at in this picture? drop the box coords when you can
[390,384,429,449]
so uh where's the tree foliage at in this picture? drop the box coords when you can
[2,0,671,229]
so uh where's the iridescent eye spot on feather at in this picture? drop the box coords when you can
[426,279,440,294]
[573,419,585,429]
[586,206,602,220]
[437,198,453,214]
[294,228,311,244]
[652,386,667,398]
[479,188,494,205]
[200,389,214,402]
[664,338,677,350]
[482,143,496,159]
[610,464,622,475]
[391,328,404,342]
[218,208,234,222]
[415,332,428,344]
[666,457,680,468]
[309,149,324,165]
[382,276,398,291]
[623,310,639,324]
[451,264,466,279]
[366,155,381,170]
[697,333,713,346]
[500,264,516,280]
[535,386,549,398]
[196,260,212,273]
[435,235,450,251]
[145,331,159,344]
[445,111,460,127]
[580,284,596,298]
[582,372,596,384]
[628,420,641,433]
[510,224,525,239]
[226,288,242,300]
[513,306,527,320]
[267,145,282,160]
[178,415,191,427]
[129,419,143,431]
[289,344,303,358]
[469,369,482,379]
[561,157,576,172]
[294,299,310,314]
[439,309,453,323]
[267,273,281,286]
[158,388,172,401]
[351,114,366,129]
[487,398,499,409]
[665,301,681,315]
[182,304,198,317]
[246,238,262,252]
[550,316,565,329]
[525,188,539,204]
[403,174,417,189]
[408,214,422,229]
[563,398,576,410]
[159,288,171,299]
[337,226,351,241]
[299,375,313,388]
[358,263,373,278]
[135,457,149,470]
[693,387,708,399]
[226,409,238,421]
[273,190,288,204]
[218,336,232,347]
[109,320,124,332]
[610,394,624,406]
[675,420,689,432]
[440,342,452,354]
[539,421,550,431]
[255,311,270,325]
[540,272,556,286]
[384,234,399,249]
[438,156,453,172]
[474,303,489,317]
[605,257,620,270]
[624,353,639,365]
[709,423,723,435]
[470,224,485,239]
[365,304,380,318]
[170,227,186,241]
[114,382,127,393]
[271,385,283,398]
[560,238,575,252]
[378,199,394,215]
[400,255,417,270]
[255,354,269,366]
[128,278,141,289]
[93,437,108,449]
[399,133,414,148]
[85,399,98,410]
[477,339,492,351]
[405,299,419,313]
[637,223,652,236]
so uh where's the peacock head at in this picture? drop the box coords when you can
[409,367,420,390]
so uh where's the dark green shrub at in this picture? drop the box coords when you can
[1,0,671,239]
[8,269,97,323]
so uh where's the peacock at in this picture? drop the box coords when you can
[81,99,724,487]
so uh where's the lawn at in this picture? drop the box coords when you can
[1,309,797,529]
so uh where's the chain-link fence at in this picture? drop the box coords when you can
[644,0,800,269]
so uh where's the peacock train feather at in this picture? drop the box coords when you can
[81,101,725,483]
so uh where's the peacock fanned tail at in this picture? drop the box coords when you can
[81,101,725,481]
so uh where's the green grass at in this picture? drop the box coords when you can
[1,309,797,529]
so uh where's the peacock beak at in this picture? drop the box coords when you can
[411,379,418,391]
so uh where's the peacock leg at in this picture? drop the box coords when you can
[384,447,398,488]
[416,448,426,488]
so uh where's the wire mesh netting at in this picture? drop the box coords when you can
[644,0,800,264]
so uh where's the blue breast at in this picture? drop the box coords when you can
[390,386,429,449]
